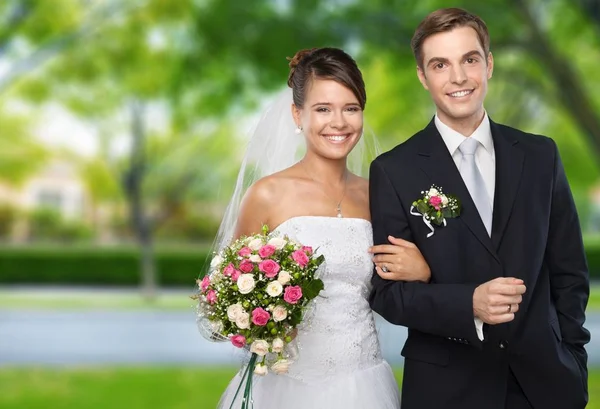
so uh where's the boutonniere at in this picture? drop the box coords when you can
[410,185,461,238]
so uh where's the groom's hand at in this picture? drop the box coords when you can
[473,277,526,325]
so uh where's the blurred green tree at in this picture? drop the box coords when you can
[2,0,600,296]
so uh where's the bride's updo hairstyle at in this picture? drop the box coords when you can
[287,47,366,110]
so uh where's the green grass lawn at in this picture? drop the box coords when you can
[2,283,600,311]
[0,367,598,409]
[590,288,600,311]
[0,367,237,409]
[0,289,196,310]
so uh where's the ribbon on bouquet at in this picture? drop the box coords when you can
[410,205,445,238]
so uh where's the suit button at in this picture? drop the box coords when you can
[499,340,508,349]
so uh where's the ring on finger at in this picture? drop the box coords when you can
[507,304,512,313]
[381,265,389,273]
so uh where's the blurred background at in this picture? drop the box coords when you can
[1,0,600,407]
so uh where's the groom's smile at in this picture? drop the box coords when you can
[448,89,474,98]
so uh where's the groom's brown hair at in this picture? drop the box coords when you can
[411,8,490,70]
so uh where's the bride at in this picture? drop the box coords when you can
[215,47,430,409]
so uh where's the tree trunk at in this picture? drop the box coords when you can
[124,100,157,301]
[576,0,600,30]
[514,0,600,161]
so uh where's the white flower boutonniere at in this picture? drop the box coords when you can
[410,185,461,238]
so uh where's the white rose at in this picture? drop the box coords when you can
[227,303,245,321]
[210,254,223,269]
[250,340,270,356]
[441,195,449,206]
[237,274,256,294]
[235,311,250,329]
[277,271,291,285]
[248,238,263,251]
[266,281,283,297]
[272,305,288,322]
[254,363,268,376]
[271,337,284,353]
[267,237,287,250]
[271,359,290,374]
[428,188,439,197]
[249,254,262,263]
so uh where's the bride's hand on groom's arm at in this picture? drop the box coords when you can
[368,235,431,283]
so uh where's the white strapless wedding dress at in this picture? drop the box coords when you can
[218,216,401,409]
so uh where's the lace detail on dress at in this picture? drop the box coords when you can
[271,216,383,384]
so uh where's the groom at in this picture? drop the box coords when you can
[369,8,590,409]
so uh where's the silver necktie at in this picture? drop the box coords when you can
[458,138,492,236]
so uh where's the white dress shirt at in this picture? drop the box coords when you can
[434,113,495,341]
[435,114,496,205]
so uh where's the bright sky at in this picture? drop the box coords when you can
[34,103,100,157]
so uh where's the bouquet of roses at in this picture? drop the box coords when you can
[194,225,324,408]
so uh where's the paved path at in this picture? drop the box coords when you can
[1,309,598,366]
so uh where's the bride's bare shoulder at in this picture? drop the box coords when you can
[235,168,303,237]
[356,175,369,188]
[245,167,301,202]
[350,174,369,194]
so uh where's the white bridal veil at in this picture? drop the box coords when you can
[212,87,380,256]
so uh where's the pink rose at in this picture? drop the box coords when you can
[429,195,442,210]
[239,259,254,273]
[223,263,235,277]
[259,259,281,278]
[291,250,309,268]
[230,334,246,348]
[252,307,271,326]
[199,276,210,293]
[231,269,241,281]
[258,245,276,258]
[301,246,313,255]
[206,290,217,305]
[238,247,252,257]
[283,286,303,304]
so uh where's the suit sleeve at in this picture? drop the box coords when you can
[546,140,590,370]
[369,159,482,348]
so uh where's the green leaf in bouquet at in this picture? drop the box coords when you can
[308,254,325,269]
[303,278,325,300]
[288,308,303,326]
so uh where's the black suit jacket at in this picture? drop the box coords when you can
[369,119,590,409]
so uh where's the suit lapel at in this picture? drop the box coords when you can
[416,119,500,263]
[490,121,524,249]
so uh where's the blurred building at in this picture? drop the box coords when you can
[22,161,87,219]
[0,160,90,242]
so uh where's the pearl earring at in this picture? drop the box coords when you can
[295,126,303,135]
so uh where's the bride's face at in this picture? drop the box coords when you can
[292,78,363,160]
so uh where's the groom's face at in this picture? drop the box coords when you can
[417,26,493,129]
